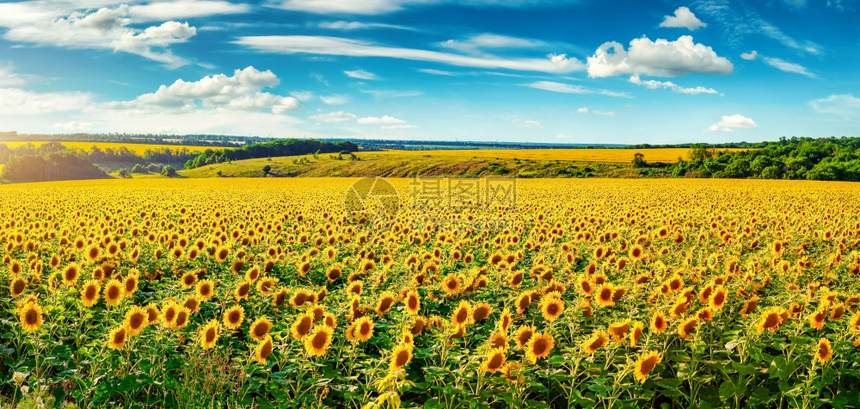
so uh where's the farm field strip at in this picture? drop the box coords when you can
[2,177,859,408]
[0,141,232,154]
[370,148,751,163]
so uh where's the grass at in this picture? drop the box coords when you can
[370,147,750,163]
[179,152,654,179]
[0,141,233,154]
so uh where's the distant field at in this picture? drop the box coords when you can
[0,141,232,154]
[372,148,750,163]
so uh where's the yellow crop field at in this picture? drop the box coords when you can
[0,140,231,154]
[2,177,859,408]
[372,148,750,163]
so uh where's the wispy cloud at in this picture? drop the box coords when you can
[809,94,860,117]
[762,57,816,78]
[523,80,629,97]
[629,74,720,95]
[318,20,413,30]
[270,0,579,15]
[345,69,378,80]
[361,89,422,98]
[235,36,583,74]
[310,111,357,122]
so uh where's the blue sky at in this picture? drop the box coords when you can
[0,0,857,144]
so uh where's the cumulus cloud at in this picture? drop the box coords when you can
[629,74,719,95]
[706,114,758,132]
[235,35,583,74]
[762,57,816,78]
[103,66,300,114]
[345,69,378,80]
[741,50,757,60]
[0,4,197,67]
[587,35,732,78]
[659,7,707,30]
[809,94,860,116]
[524,81,629,97]
[310,111,358,122]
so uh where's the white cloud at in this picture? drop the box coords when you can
[0,5,196,67]
[762,57,816,78]
[0,87,92,115]
[576,107,615,116]
[129,0,250,21]
[629,74,719,95]
[290,91,314,101]
[53,121,93,132]
[318,20,412,30]
[514,119,541,128]
[809,94,860,116]
[524,81,629,97]
[310,111,357,122]
[0,63,27,86]
[659,6,707,30]
[741,50,757,60]
[418,68,458,76]
[345,69,378,80]
[706,114,758,132]
[382,124,417,129]
[361,89,422,98]
[235,35,584,73]
[272,0,579,15]
[440,33,544,54]
[103,66,300,114]
[320,95,349,105]
[358,115,406,125]
[587,35,732,78]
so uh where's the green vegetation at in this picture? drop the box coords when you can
[184,139,358,169]
[669,137,860,180]
[1,150,109,183]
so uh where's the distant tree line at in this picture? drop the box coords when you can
[2,150,109,183]
[0,132,267,147]
[184,139,358,169]
[667,137,860,181]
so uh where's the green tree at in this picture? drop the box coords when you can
[262,165,272,176]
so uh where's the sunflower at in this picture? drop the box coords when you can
[389,344,413,371]
[375,292,396,315]
[633,351,661,384]
[256,277,277,295]
[180,272,197,289]
[629,245,645,261]
[670,298,688,319]
[830,303,845,321]
[253,335,274,365]
[678,317,697,340]
[108,325,127,350]
[487,331,509,350]
[234,281,251,301]
[304,325,333,357]
[740,297,758,315]
[104,279,124,307]
[310,304,325,322]
[80,280,100,307]
[172,306,190,330]
[249,316,273,342]
[472,302,492,322]
[161,301,179,328]
[62,263,80,287]
[582,330,608,355]
[223,304,245,330]
[608,319,630,341]
[756,306,784,334]
[709,286,728,311]
[245,266,261,283]
[502,362,524,384]
[697,308,714,322]
[183,295,200,314]
[347,281,363,296]
[576,275,594,295]
[526,331,554,363]
[196,279,215,301]
[18,302,43,332]
[451,300,471,327]
[540,294,564,322]
[404,290,421,315]
[480,347,507,373]
[291,312,314,341]
[124,306,148,336]
[809,304,828,330]
[273,288,289,308]
[593,283,615,308]
[515,292,533,314]
[441,274,460,295]
[815,338,832,363]
[351,316,374,343]
[291,290,309,308]
[9,277,26,298]
[85,244,101,263]
[145,303,160,325]
[850,312,860,333]
[323,312,337,329]
[630,321,644,348]
[499,308,513,333]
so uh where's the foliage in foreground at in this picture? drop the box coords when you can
[1,178,860,408]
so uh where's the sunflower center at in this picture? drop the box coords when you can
[25,309,38,325]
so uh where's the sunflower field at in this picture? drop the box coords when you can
[2,177,860,408]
